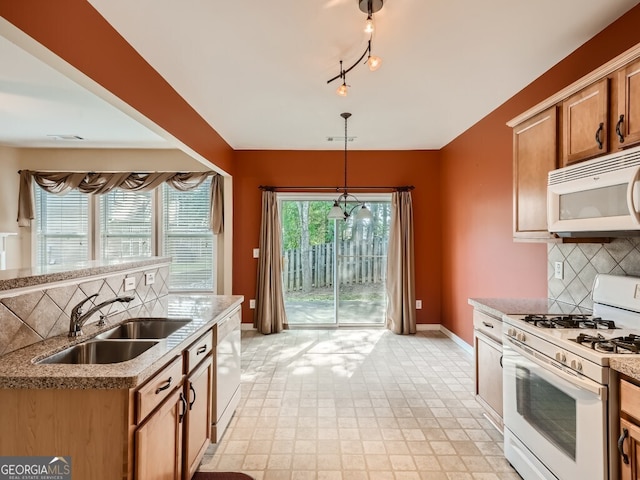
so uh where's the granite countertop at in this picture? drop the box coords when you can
[610,358,640,382]
[468,297,591,319]
[0,256,171,292]
[0,293,243,389]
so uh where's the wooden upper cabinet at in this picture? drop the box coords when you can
[616,57,640,149]
[513,106,558,239]
[561,78,609,166]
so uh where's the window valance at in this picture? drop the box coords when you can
[17,170,224,234]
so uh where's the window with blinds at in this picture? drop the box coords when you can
[99,190,153,259]
[162,178,214,291]
[35,188,89,266]
[33,178,216,293]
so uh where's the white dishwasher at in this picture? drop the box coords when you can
[212,306,242,443]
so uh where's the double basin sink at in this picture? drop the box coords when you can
[37,319,192,365]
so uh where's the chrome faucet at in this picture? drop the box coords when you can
[68,293,135,337]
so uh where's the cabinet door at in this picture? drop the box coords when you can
[475,333,503,419]
[184,356,213,479]
[513,106,557,239]
[135,388,185,480]
[562,78,609,166]
[616,58,640,149]
[619,418,640,480]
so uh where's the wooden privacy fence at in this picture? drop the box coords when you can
[282,239,387,292]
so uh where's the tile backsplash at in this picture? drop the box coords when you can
[548,237,640,309]
[0,265,170,356]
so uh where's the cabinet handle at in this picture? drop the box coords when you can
[616,114,625,143]
[179,392,187,424]
[155,376,172,394]
[499,355,503,368]
[595,122,604,150]
[196,345,207,355]
[618,427,630,465]
[189,382,197,410]
[482,321,494,328]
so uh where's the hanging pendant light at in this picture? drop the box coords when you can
[328,112,373,221]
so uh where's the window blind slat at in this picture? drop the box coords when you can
[100,190,152,259]
[163,179,214,291]
[35,188,89,265]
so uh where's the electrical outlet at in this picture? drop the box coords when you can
[252,248,260,259]
[554,261,564,280]
[145,272,155,285]
[249,299,256,309]
[124,276,136,291]
[416,300,422,309]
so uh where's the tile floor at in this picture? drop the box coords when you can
[199,328,521,480]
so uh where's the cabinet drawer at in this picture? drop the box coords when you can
[473,310,502,344]
[136,355,184,423]
[185,329,213,373]
[621,379,640,420]
[216,308,241,345]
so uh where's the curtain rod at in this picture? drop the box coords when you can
[259,185,414,192]
[18,169,215,174]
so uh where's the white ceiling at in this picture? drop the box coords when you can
[1,0,639,151]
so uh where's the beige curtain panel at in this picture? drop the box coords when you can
[17,170,223,233]
[386,190,416,334]
[254,190,287,334]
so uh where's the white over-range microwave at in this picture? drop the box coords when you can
[547,145,640,237]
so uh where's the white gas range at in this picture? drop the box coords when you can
[502,274,640,480]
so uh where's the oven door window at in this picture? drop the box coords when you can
[516,365,576,460]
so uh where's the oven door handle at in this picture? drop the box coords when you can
[506,337,607,399]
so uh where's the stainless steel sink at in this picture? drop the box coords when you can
[96,318,192,340]
[37,339,159,364]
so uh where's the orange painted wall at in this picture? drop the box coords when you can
[233,150,441,325]
[0,0,234,173]
[440,4,640,344]
[6,1,640,341]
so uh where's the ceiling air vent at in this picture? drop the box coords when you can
[326,136,356,142]
[46,134,85,141]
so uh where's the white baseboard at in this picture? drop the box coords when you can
[243,322,473,354]
[415,323,440,331]
[439,325,473,355]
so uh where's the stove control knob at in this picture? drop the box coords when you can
[507,328,515,337]
[555,352,567,363]
[516,332,526,342]
[570,360,583,372]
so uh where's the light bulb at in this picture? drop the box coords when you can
[336,82,348,96]
[367,55,382,71]
[364,15,374,34]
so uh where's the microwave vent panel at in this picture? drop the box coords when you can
[548,146,640,185]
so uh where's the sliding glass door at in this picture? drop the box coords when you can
[280,195,390,326]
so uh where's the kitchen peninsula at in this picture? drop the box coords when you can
[0,257,242,480]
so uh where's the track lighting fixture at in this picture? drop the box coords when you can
[326,0,384,96]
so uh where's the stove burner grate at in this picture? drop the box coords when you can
[523,314,616,330]
[575,333,640,353]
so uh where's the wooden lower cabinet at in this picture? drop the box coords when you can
[0,335,218,480]
[620,417,640,480]
[184,355,213,479]
[619,378,640,480]
[135,387,185,480]
[0,388,131,480]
